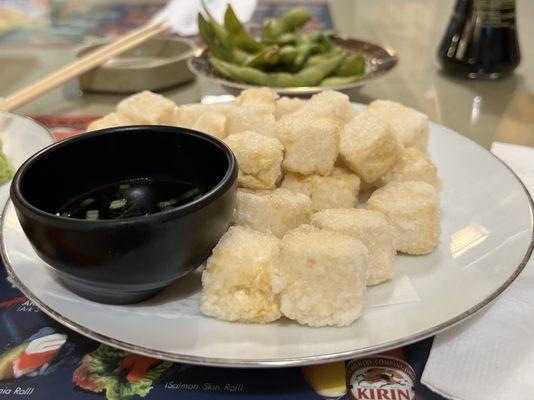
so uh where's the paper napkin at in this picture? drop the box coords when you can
[152,0,257,36]
[421,142,534,400]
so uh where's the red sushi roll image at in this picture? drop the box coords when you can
[0,327,67,380]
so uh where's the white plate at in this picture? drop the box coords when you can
[2,113,533,367]
[0,112,55,213]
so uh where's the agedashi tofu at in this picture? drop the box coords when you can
[380,147,441,189]
[201,226,281,324]
[312,208,396,286]
[174,103,233,128]
[368,180,440,255]
[281,171,360,211]
[235,87,279,113]
[339,112,403,183]
[191,111,227,139]
[225,105,276,137]
[295,90,357,124]
[224,131,284,189]
[86,112,133,131]
[233,188,313,238]
[273,225,369,327]
[275,97,304,120]
[275,115,339,176]
[116,90,176,125]
[367,99,429,151]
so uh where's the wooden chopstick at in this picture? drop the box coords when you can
[0,20,169,112]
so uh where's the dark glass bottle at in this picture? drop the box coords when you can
[438,0,520,79]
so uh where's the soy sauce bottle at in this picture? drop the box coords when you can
[438,0,520,79]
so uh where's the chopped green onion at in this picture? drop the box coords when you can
[119,184,130,190]
[79,198,95,208]
[158,187,203,210]
[86,210,99,220]
[109,198,127,210]
[60,211,72,217]
[158,199,177,209]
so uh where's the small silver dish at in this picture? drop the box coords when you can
[77,36,196,93]
[188,36,398,96]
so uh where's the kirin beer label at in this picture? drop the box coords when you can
[346,356,416,400]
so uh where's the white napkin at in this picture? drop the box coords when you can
[421,142,534,400]
[151,0,257,36]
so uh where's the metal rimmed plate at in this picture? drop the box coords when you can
[0,112,55,214]
[1,107,533,367]
[188,37,398,96]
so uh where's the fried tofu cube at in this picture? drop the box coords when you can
[281,172,360,211]
[201,226,281,324]
[116,90,176,125]
[311,209,396,286]
[174,103,233,128]
[235,87,278,113]
[380,147,441,189]
[339,112,403,183]
[275,115,339,175]
[225,105,276,137]
[191,111,227,139]
[224,131,283,189]
[368,181,440,255]
[86,112,133,131]
[275,97,304,119]
[272,225,368,327]
[367,100,429,151]
[233,188,313,238]
[295,90,357,124]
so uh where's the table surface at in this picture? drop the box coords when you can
[0,0,533,150]
[0,2,530,398]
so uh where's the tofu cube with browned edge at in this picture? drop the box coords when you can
[87,112,133,131]
[281,171,360,211]
[275,97,304,120]
[368,181,440,255]
[380,147,441,189]
[235,87,279,113]
[276,115,339,176]
[200,226,281,324]
[295,90,357,124]
[312,209,396,285]
[117,90,176,125]
[192,111,227,139]
[233,188,313,238]
[174,103,233,128]
[367,100,429,151]
[225,105,276,137]
[339,112,403,183]
[224,131,284,189]
[272,225,369,327]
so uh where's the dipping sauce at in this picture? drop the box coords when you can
[58,178,206,220]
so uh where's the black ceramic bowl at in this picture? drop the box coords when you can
[11,126,237,304]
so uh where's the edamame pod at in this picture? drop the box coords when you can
[224,5,263,52]
[333,53,366,76]
[209,56,269,85]
[262,8,311,42]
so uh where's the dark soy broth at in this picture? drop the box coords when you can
[58,178,206,220]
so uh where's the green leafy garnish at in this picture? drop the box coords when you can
[72,345,172,400]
